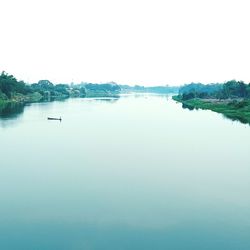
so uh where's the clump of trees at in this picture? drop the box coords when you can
[0,72,86,102]
[219,80,249,99]
[178,80,250,100]
[0,71,126,102]
[75,82,121,97]
[84,82,121,92]
[0,71,32,99]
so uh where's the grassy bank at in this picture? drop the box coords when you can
[173,95,250,124]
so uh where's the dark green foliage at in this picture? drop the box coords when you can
[0,72,73,102]
[54,84,70,96]
[31,80,55,96]
[228,100,248,108]
[79,87,86,97]
[221,80,247,98]
[178,80,250,100]
[0,71,30,98]
[179,83,222,99]
[38,80,54,89]
[182,92,195,100]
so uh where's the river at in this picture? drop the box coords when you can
[0,94,250,250]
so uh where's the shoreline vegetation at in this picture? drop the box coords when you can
[173,81,250,125]
[0,71,178,106]
[0,71,87,105]
[0,71,178,119]
[2,71,250,125]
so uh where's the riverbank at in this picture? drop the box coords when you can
[0,92,44,105]
[173,95,250,124]
[0,91,74,106]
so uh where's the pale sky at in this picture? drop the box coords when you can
[1,0,250,86]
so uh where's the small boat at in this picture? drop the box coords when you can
[47,117,62,121]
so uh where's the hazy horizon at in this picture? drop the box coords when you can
[1,0,250,86]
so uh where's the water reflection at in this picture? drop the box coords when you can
[222,114,249,125]
[180,102,250,125]
[85,97,120,103]
[0,97,120,127]
[0,102,25,119]
[181,103,195,111]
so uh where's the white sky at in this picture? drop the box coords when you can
[1,0,250,86]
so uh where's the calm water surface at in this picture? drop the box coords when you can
[0,95,250,250]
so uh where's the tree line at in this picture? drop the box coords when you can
[0,71,125,102]
[178,80,250,100]
[0,71,86,101]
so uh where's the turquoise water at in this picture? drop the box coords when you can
[0,95,250,250]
